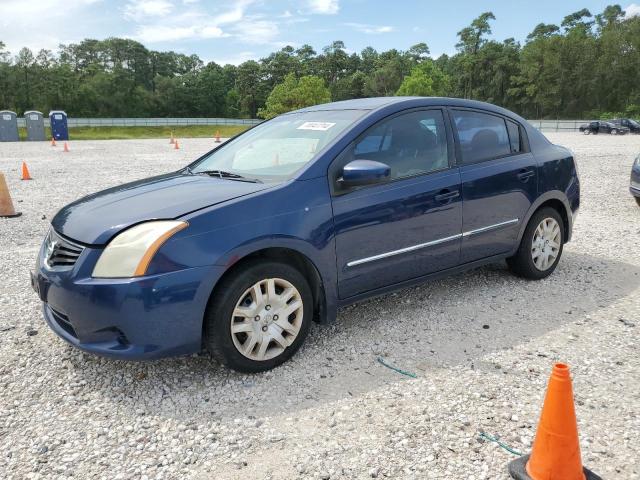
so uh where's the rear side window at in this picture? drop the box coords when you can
[453,110,511,164]
[506,120,521,154]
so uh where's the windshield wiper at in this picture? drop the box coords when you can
[194,170,262,183]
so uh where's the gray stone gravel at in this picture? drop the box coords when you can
[0,133,639,479]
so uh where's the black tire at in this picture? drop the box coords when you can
[204,260,313,373]
[635,197,640,207]
[507,207,565,280]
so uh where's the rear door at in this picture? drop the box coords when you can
[451,109,538,264]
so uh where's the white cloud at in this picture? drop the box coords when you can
[344,22,394,34]
[230,17,279,44]
[123,0,173,21]
[625,3,640,17]
[207,50,255,66]
[306,0,339,15]
[129,0,263,44]
[0,0,104,53]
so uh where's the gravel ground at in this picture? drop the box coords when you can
[0,133,639,479]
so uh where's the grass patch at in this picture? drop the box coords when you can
[18,124,251,141]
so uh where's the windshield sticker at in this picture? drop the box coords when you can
[297,122,336,131]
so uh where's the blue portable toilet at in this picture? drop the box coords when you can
[49,110,69,140]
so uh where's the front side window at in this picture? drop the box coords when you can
[190,110,365,182]
[343,110,449,181]
[453,110,511,164]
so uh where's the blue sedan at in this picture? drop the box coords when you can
[32,97,580,372]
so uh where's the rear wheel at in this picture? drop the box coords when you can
[204,261,313,373]
[507,207,564,280]
[583,129,590,135]
[611,128,618,135]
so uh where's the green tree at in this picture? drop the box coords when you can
[396,60,450,96]
[258,73,331,119]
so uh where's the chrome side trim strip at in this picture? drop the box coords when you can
[346,218,519,268]
[346,233,462,267]
[461,218,519,237]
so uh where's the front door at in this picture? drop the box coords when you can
[451,108,538,263]
[331,109,463,299]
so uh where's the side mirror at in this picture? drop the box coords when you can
[340,160,391,187]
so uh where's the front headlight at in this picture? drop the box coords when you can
[92,221,188,278]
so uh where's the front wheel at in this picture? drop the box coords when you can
[204,261,313,373]
[611,128,618,135]
[635,197,640,207]
[507,207,564,280]
[583,129,590,135]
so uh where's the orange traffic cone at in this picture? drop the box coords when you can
[51,137,57,147]
[0,173,21,218]
[214,130,221,143]
[63,142,69,152]
[174,139,180,150]
[21,162,32,181]
[509,363,601,480]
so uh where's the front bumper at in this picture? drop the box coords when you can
[32,241,223,360]
[630,179,640,198]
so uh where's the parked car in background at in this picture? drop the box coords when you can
[631,155,640,206]
[579,121,629,135]
[612,118,640,134]
[31,97,580,372]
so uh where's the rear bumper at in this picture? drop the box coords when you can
[32,253,223,360]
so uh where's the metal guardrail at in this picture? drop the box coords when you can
[16,117,262,128]
[527,120,592,132]
[14,116,589,132]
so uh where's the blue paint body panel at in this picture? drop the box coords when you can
[34,97,580,360]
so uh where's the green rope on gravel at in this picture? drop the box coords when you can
[479,432,524,456]
[376,357,418,378]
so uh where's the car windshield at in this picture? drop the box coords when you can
[629,119,640,128]
[190,110,365,182]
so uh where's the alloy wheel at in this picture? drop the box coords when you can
[531,217,561,271]
[230,278,304,361]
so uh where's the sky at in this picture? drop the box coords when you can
[1,0,640,65]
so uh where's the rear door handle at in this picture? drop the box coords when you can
[435,190,460,203]
[517,169,535,182]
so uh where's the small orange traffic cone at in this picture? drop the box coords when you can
[21,162,32,181]
[509,363,601,480]
[63,142,70,152]
[0,173,21,218]
[174,139,180,150]
[51,137,57,147]
[214,130,221,143]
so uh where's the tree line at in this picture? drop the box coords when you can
[1,5,639,120]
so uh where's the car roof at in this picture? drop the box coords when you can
[292,96,522,118]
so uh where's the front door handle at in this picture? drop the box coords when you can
[434,190,460,203]
[517,169,535,182]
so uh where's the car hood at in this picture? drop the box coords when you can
[51,172,271,244]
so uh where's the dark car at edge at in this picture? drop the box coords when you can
[631,154,640,206]
[32,97,580,372]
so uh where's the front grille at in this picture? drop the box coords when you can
[49,306,77,338]
[44,230,84,269]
